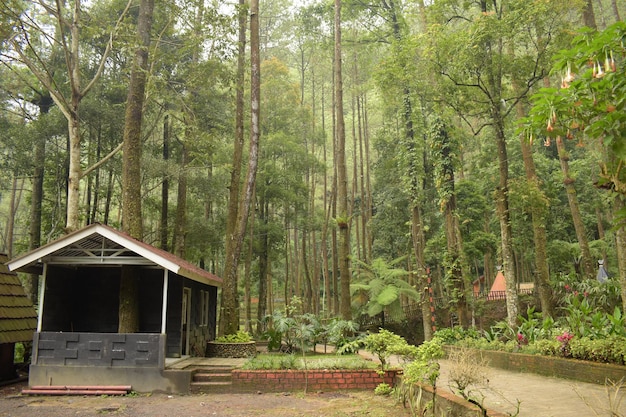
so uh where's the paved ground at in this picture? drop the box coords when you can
[438,358,626,417]
[372,348,624,417]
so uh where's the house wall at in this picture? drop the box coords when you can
[185,279,217,356]
[43,266,165,333]
[165,277,218,358]
[42,266,217,359]
[166,275,183,357]
[43,266,119,332]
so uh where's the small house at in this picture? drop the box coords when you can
[0,254,37,381]
[7,223,222,393]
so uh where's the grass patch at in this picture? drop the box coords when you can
[242,353,378,371]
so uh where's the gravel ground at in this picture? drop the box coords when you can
[0,380,412,417]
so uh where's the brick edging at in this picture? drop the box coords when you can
[231,369,399,392]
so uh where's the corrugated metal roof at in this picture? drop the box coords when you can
[0,254,37,344]
[7,223,222,287]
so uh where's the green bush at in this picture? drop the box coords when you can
[215,330,253,343]
[241,353,377,371]
[374,382,393,396]
[569,336,626,364]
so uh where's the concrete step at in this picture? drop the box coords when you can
[190,380,233,394]
[190,367,234,393]
[193,372,232,382]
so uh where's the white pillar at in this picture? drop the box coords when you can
[161,269,169,334]
[36,263,47,332]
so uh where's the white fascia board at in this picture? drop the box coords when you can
[94,225,181,274]
[7,227,103,272]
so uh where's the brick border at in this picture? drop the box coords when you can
[231,369,399,392]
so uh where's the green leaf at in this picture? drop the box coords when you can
[376,286,399,306]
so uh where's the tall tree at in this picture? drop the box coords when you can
[425,0,572,326]
[525,21,626,309]
[119,0,154,334]
[6,1,132,232]
[430,118,471,327]
[334,0,351,320]
[220,0,261,335]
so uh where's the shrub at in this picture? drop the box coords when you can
[569,336,626,365]
[215,330,253,343]
[374,382,393,396]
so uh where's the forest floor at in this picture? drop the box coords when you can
[0,379,412,417]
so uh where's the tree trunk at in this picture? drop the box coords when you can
[119,0,153,334]
[161,114,170,250]
[610,0,621,21]
[118,265,140,333]
[244,212,254,333]
[555,136,595,279]
[220,0,261,335]
[173,142,188,258]
[614,196,626,312]
[517,108,555,318]
[257,198,269,334]
[122,0,153,239]
[493,113,519,328]
[582,0,597,29]
[220,0,247,334]
[412,206,432,341]
[334,0,351,321]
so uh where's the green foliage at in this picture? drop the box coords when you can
[321,318,360,353]
[215,330,253,343]
[241,353,378,371]
[522,21,626,195]
[433,326,481,344]
[374,382,393,396]
[360,329,416,371]
[263,297,321,354]
[351,257,420,321]
[569,336,626,365]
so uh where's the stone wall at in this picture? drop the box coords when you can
[206,341,256,358]
[231,369,398,392]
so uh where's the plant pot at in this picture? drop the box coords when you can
[206,341,257,358]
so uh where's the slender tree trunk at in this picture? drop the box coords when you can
[555,136,595,279]
[610,0,621,21]
[173,142,188,258]
[161,114,170,250]
[432,120,470,327]
[221,0,261,335]
[257,197,269,336]
[493,115,519,327]
[26,100,49,302]
[334,0,351,321]
[582,0,597,29]
[614,196,626,312]
[518,127,555,318]
[244,212,254,333]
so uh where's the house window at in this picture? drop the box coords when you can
[200,290,210,327]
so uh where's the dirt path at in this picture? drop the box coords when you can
[0,380,412,417]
